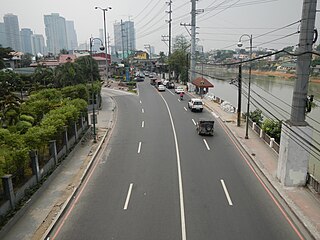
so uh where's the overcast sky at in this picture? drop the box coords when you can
[1,0,319,54]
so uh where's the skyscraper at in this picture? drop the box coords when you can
[0,22,7,47]
[44,13,68,55]
[31,34,46,56]
[66,20,78,51]
[3,13,22,51]
[113,20,136,58]
[20,28,33,54]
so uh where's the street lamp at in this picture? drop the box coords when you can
[95,6,112,82]
[238,34,252,139]
[89,37,105,143]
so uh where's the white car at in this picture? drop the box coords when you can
[162,79,169,86]
[157,84,165,91]
[175,86,184,94]
[188,98,204,112]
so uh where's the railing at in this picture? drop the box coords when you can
[205,94,319,193]
[0,115,89,223]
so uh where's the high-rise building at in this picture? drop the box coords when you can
[113,20,136,58]
[20,28,33,54]
[3,13,22,51]
[66,20,78,51]
[0,22,7,47]
[31,34,46,56]
[44,13,68,55]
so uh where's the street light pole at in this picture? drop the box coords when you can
[95,6,112,82]
[238,34,252,139]
[89,37,105,143]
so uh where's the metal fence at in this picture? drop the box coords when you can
[0,116,89,221]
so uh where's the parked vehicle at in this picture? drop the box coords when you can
[188,98,203,112]
[175,86,184,94]
[196,118,214,136]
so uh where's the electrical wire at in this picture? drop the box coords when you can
[191,68,320,155]
[241,86,320,160]
[133,0,155,21]
[255,32,300,48]
[134,0,164,26]
[205,0,278,11]
[198,0,241,23]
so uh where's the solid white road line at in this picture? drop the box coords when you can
[123,183,134,210]
[221,179,233,206]
[203,139,211,150]
[159,94,187,240]
[192,119,196,125]
[141,121,144,128]
[169,90,175,95]
[142,108,144,113]
[184,107,188,111]
[137,142,142,153]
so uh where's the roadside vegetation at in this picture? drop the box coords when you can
[249,109,282,143]
[0,48,102,188]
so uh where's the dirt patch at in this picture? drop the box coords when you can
[250,70,320,83]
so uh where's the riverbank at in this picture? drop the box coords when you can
[251,70,320,83]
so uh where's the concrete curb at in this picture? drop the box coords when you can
[0,127,91,239]
[42,98,117,240]
[202,98,317,240]
[41,128,111,240]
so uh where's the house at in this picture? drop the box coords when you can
[58,54,77,64]
[134,51,149,60]
[276,62,296,72]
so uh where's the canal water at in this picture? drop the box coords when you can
[198,66,320,180]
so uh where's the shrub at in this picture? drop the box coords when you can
[262,119,282,143]
[249,109,263,127]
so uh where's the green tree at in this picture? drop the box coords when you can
[21,53,33,67]
[76,56,100,83]
[33,65,56,86]
[0,128,29,180]
[0,45,13,69]
[61,84,89,102]
[168,35,189,82]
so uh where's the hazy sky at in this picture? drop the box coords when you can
[1,0,319,53]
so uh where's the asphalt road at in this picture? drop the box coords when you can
[50,80,303,240]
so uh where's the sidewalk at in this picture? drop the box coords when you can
[0,92,116,240]
[1,83,319,239]
[197,93,320,239]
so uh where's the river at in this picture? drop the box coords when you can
[197,65,320,181]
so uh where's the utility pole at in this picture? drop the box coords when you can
[291,0,316,125]
[165,0,173,81]
[277,0,317,187]
[126,27,129,60]
[95,6,112,81]
[190,0,196,82]
[107,33,111,60]
[161,35,169,47]
[144,44,152,58]
[237,64,242,127]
